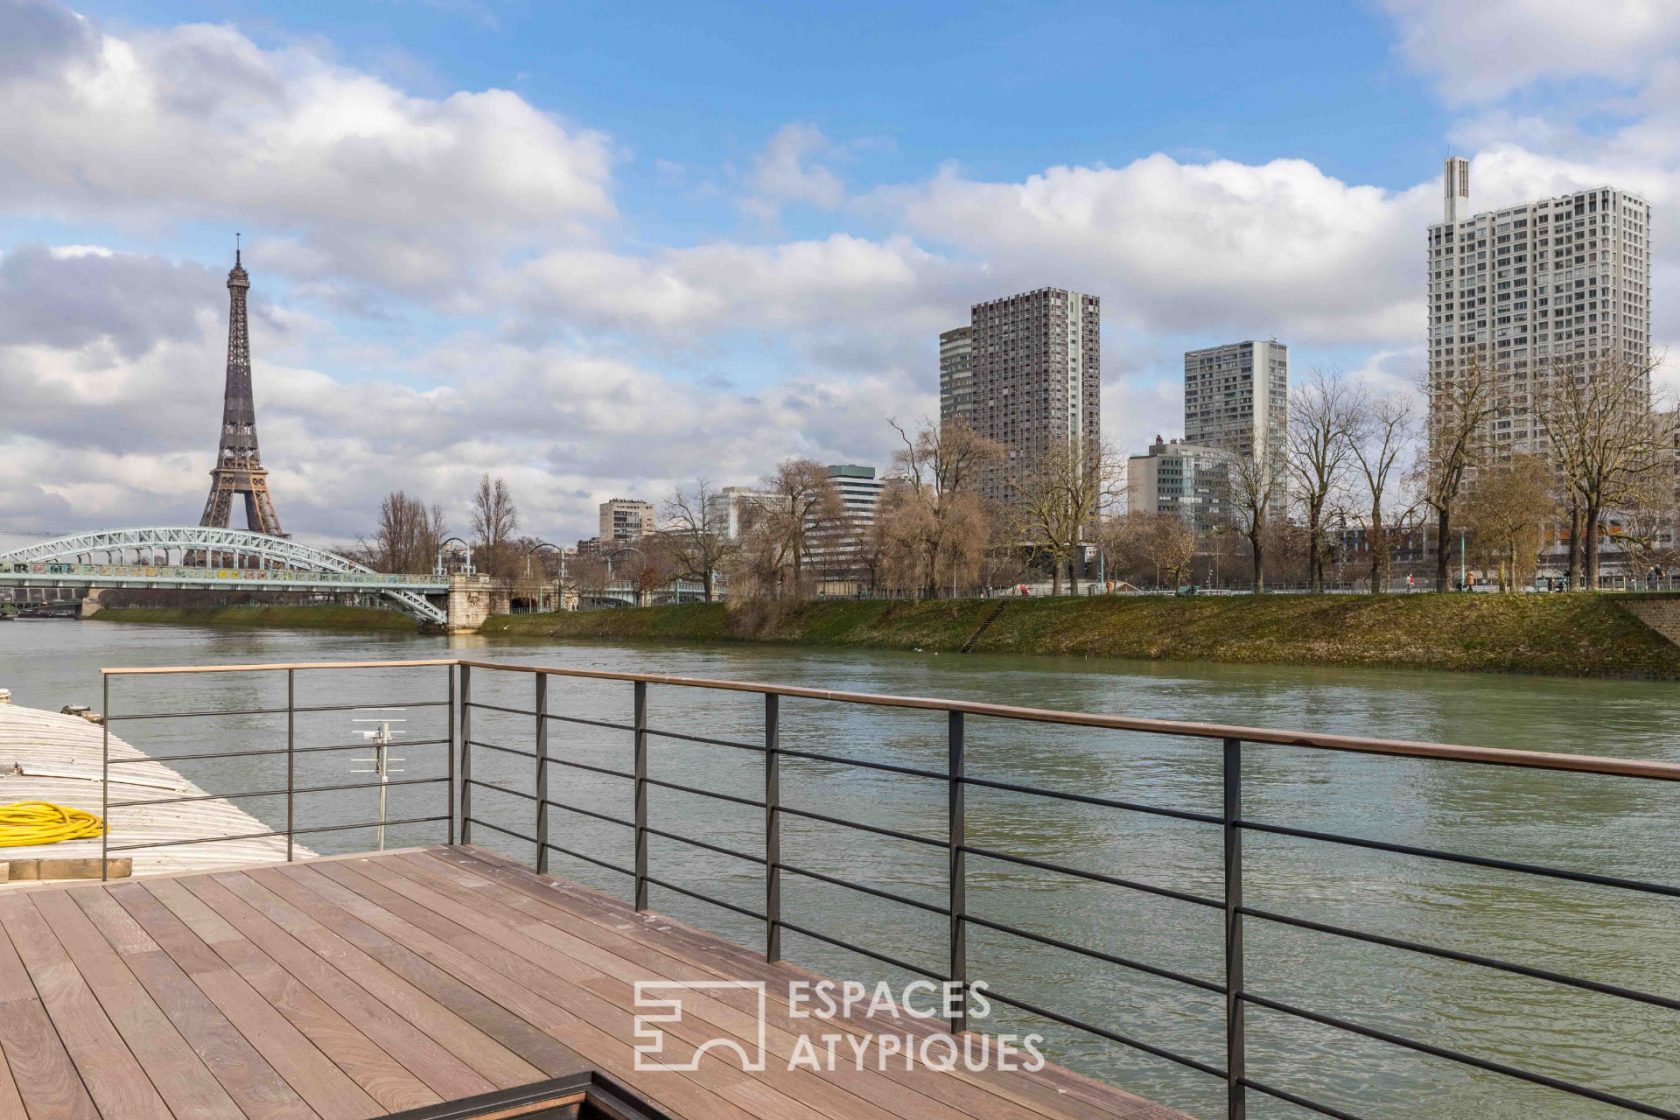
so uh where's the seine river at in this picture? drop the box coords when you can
[3,618,1677,1120]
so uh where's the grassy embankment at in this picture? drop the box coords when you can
[95,605,417,632]
[482,593,1680,678]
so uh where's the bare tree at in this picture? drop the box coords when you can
[1538,352,1670,589]
[1229,444,1285,591]
[1348,393,1413,593]
[470,474,520,577]
[1108,511,1197,589]
[1461,454,1553,590]
[1421,351,1496,591]
[880,419,1002,598]
[763,459,842,598]
[1012,441,1118,594]
[366,491,447,573]
[663,480,734,601]
[1288,369,1359,592]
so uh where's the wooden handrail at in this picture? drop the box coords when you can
[98,655,1680,782]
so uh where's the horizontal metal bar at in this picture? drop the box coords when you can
[1239,818,1680,900]
[465,778,540,803]
[963,843,1223,910]
[1242,991,1680,1119]
[105,705,290,722]
[295,815,448,838]
[107,813,449,852]
[544,712,636,734]
[1242,905,1680,1013]
[777,919,945,980]
[645,825,766,865]
[542,799,635,829]
[776,861,948,915]
[106,828,276,853]
[468,739,539,761]
[464,816,539,846]
[291,700,449,714]
[110,775,446,810]
[1241,1077,1370,1120]
[778,745,946,781]
[643,874,767,921]
[542,840,635,877]
[104,658,457,676]
[960,773,1221,826]
[984,988,1226,1079]
[644,726,765,753]
[102,656,1680,780]
[778,804,946,848]
[464,701,538,718]
[457,658,1680,782]
[105,737,450,765]
[964,913,1223,994]
[548,757,635,780]
[644,776,766,809]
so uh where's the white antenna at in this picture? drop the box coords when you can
[351,708,407,850]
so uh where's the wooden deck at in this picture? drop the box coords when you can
[0,845,1190,1120]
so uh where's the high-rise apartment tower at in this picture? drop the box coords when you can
[939,326,973,427]
[1183,340,1288,461]
[964,288,1101,502]
[1427,157,1652,456]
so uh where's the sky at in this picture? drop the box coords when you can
[4,0,1680,549]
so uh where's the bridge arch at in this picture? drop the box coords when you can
[0,527,446,624]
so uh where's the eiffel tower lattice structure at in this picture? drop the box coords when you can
[200,239,285,536]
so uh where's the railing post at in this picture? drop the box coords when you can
[1223,736,1246,1120]
[100,674,109,882]
[948,709,966,1035]
[633,680,649,912]
[459,663,473,845]
[446,663,456,846]
[285,668,295,863]
[764,692,781,962]
[535,673,549,874]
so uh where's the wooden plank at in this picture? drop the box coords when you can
[246,864,589,1081]
[212,870,545,1092]
[2,858,132,881]
[143,877,441,1115]
[95,885,320,1120]
[0,1009,29,1119]
[308,857,924,1120]
[175,872,497,1102]
[272,861,767,1120]
[433,848,1189,1120]
[132,879,381,1120]
[0,998,100,1120]
[359,856,1015,1120]
[29,889,244,1120]
[0,895,174,1120]
[0,895,37,1005]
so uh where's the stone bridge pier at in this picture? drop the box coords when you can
[441,574,512,633]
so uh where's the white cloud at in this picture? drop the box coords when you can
[889,155,1434,346]
[744,123,846,221]
[1381,0,1680,103]
[0,2,614,299]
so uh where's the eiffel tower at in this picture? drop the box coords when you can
[199,237,284,536]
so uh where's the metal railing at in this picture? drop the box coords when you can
[96,656,1680,1120]
[99,659,458,866]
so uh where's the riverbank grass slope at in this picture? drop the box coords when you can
[97,604,417,631]
[482,594,1680,678]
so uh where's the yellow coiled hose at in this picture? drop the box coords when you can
[0,801,105,847]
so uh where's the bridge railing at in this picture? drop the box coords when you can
[97,656,1680,1120]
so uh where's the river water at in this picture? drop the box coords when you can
[2,618,1677,1120]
